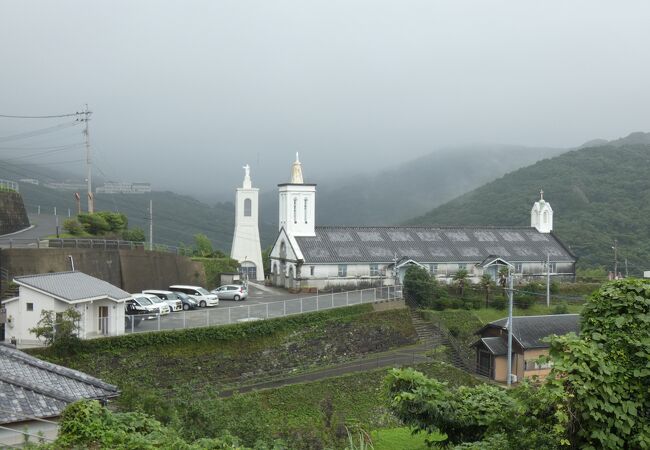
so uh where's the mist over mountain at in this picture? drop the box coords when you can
[408,134,650,273]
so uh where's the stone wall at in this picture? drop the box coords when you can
[0,192,29,235]
[0,248,205,294]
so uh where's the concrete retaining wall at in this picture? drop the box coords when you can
[0,248,205,294]
[0,192,29,235]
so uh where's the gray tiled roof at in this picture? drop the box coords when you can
[0,344,119,424]
[483,314,580,349]
[479,337,508,356]
[295,226,576,264]
[14,271,130,302]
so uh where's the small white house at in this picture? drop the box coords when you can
[3,271,130,346]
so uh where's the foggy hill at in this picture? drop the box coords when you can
[260,144,566,227]
[407,138,650,273]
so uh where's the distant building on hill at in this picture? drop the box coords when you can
[44,181,86,191]
[18,178,39,186]
[269,156,576,290]
[96,182,151,194]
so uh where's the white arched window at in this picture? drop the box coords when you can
[244,198,252,217]
[543,211,548,224]
[304,198,308,224]
[293,198,298,224]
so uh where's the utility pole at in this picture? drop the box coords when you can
[613,239,618,279]
[149,199,153,251]
[546,253,550,308]
[625,258,628,278]
[81,105,94,213]
[506,267,514,386]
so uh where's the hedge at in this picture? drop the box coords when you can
[30,304,373,356]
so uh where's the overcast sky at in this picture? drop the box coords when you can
[1,1,649,200]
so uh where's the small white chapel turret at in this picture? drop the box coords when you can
[230,164,264,281]
[531,189,553,233]
[278,153,316,237]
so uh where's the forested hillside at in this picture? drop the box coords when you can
[408,142,650,273]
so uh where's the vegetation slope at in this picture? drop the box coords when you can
[408,140,650,273]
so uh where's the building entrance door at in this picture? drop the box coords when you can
[98,306,109,335]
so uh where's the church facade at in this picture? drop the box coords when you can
[269,157,576,290]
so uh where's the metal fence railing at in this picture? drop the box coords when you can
[0,179,18,192]
[123,286,403,335]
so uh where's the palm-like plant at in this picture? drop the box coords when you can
[479,274,493,308]
[453,268,469,297]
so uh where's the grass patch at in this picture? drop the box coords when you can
[371,427,438,450]
[472,303,583,323]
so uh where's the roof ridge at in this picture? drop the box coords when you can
[0,371,78,403]
[14,271,76,280]
[0,346,118,394]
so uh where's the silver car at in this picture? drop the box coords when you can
[211,284,248,301]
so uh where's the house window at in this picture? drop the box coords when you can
[549,262,557,273]
[293,198,298,224]
[370,264,380,276]
[515,263,523,273]
[310,266,315,276]
[458,263,467,271]
[525,359,553,371]
[304,198,308,224]
[26,302,34,312]
[429,264,438,275]
[338,265,347,277]
[244,198,252,217]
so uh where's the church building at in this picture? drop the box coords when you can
[269,156,576,290]
[230,165,264,281]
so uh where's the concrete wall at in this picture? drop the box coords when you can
[0,248,206,294]
[0,192,29,235]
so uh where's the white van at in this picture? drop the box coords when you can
[168,285,219,307]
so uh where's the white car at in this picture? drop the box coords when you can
[131,294,171,315]
[211,284,248,301]
[142,290,183,312]
[168,285,219,307]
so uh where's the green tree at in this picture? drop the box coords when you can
[453,269,469,297]
[63,219,84,236]
[29,308,81,352]
[77,213,111,235]
[544,278,650,449]
[122,227,146,242]
[193,233,214,257]
[479,274,493,308]
[403,266,436,307]
[96,211,128,232]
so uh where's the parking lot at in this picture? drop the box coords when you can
[125,285,399,334]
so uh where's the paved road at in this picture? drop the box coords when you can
[0,214,59,246]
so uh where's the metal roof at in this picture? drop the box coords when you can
[478,337,508,356]
[295,226,576,264]
[14,271,130,303]
[480,314,580,349]
[0,344,118,424]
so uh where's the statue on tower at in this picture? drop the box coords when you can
[242,164,252,189]
[290,152,304,184]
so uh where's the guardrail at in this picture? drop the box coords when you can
[123,286,402,335]
[0,179,18,192]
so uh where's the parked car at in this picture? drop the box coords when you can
[142,290,183,312]
[124,299,154,327]
[168,285,219,307]
[211,284,248,301]
[131,294,171,315]
[173,291,198,310]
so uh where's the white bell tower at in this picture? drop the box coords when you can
[278,153,316,237]
[231,164,264,281]
[531,189,553,233]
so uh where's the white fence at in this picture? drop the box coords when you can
[0,179,18,192]
[124,286,402,335]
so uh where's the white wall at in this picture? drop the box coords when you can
[231,186,264,281]
[278,184,316,237]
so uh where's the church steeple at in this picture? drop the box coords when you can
[290,152,304,184]
[531,189,553,233]
[278,154,316,237]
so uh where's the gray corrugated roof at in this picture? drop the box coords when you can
[14,271,130,302]
[479,337,508,355]
[485,314,580,349]
[0,344,119,424]
[295,226,576,264]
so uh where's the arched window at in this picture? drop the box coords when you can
[304,198,308,224]
[244,198,252,217]
[293,198,298,224]
[543,211,548,224]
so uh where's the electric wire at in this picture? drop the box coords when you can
[0,112,83,119]
[0,121,81,143]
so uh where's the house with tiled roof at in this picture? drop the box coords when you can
[473,314,580,383]
[2,271,131,346]
[269,156,576,290]
[0,343,119,445]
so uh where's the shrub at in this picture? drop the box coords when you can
[77,213,111,235]
[122,227,145,242]
[28,308,82,355]
[62,219,84,235]
[552,302,569,314]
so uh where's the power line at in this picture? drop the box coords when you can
[0,121,81,143]
[0,112,83,119]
